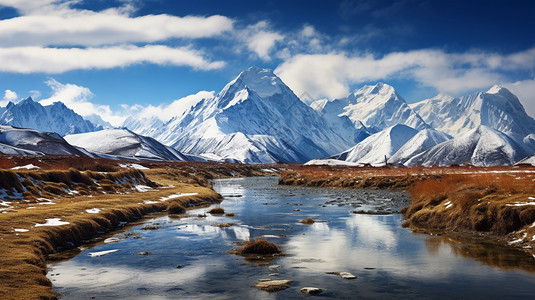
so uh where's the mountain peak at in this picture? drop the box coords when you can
[486,84,505,94]
[18,96,36,105]
[363,82,395,95]
[224,67,287,98]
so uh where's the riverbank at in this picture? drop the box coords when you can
[279,165,535,255]
[0,161,278,300]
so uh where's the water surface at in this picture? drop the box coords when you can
[48,177,535,299]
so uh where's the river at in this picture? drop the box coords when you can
[47,177,535,299]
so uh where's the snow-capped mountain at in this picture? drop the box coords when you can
[333,124,419,166]
[405,125,529,167]
[83,114,113,129]
[410,86,535,143]
[515,153,535,166]
[312,83,429,133]
[388,128,451,165]
[0,125,88,156]
[0,97,102,136]
[126,67,354,163]
[64,129,188,161]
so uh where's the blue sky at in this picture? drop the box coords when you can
[0,0,534,125]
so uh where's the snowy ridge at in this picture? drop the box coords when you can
[410,86,535,143]
[389,129,451,165]
[405,125,529,167]
[65,129,188,161]
[0,125,87,156]
[313,83,429,133]
[0,97,101,136]
[334,124,419,166]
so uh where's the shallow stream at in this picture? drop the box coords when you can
[48,177,535,299]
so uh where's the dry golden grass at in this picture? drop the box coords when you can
[167,201,186,214]
[0,159,280,300]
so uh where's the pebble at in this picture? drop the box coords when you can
[254,279,294,292]
[301,287,323,294]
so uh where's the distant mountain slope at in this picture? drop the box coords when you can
[65,129,188,161]
[0,125,88,156]
[405,125,529,167]
[410,86,535,142]
[334,124,419,166]
[126,67,355,163]
[0,97,101,136]
[389,129,451,165]
[312,83,428,133]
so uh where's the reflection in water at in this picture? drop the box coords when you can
[48,177,535,299]
[426,235,535,273]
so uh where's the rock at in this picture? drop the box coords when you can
[176,265,183,269]
[132,251,151,255]
[301,287,323,294]
[327,271,357,279]
[268,265,281,271]
[254,279,294,292]
[339,272,357,279]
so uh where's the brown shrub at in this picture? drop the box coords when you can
[208,207,225,215]
[233,240,281,255]
[167,202,186,214]
[301,218,315,224]
[0,170,24,192]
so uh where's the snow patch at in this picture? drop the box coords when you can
[506,202,535,207]
[88,249,120,257]
[160,193,198,201]
[134,185,153,192]
[13,228,29,232]
[11,164,40,170]
[86,208,101,214]
[305,159,363,166]
[119,163,149,170]
[35,218,69,227]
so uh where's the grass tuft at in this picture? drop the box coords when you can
[207,207,225,215]
[232,240,282,255]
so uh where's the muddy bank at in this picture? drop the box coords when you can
[278,167,436,190]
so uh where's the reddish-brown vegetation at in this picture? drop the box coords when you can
[402,172,535,252]
[301,218,315,224]
[208,207,225,215]
[231,240,282,255]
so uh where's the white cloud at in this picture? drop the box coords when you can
[0,1,230,74]
[3,89,18,101]
[39,79,124,126]
[242,21,284,60]
[275,48,535,100]
[0,89,18,106]
[128,91,215,122]
[0,1,233,47]
[0,14,234,47]
[0,45,225,73]
[506,79,535,118]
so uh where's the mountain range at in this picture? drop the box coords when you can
[0,67,534,167]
